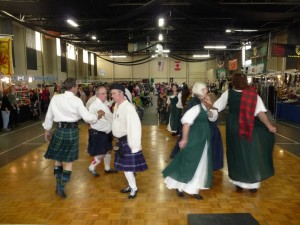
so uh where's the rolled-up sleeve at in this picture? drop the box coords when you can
[213,90,228,112]
[127,107,142,152]
[254,95,267,116]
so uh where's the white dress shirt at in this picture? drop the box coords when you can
[88,97,112,133]
[85,95,97,109]
[213,89,267,116]
[112,100,142,153]
[42,91,98,130]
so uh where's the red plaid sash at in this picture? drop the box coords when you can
[239,87,257,141]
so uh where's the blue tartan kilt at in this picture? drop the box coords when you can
[114,141,148,172]
[44,127,79,162]
[88,129,113,156]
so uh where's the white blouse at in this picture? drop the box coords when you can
[181,104,218,125]
[166,92,183,109]
[42,91,98,130]
[112,100,142,153]
[213,89,267,116]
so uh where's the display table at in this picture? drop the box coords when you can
[276,102,300,124]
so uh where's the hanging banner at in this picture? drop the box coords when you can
[228,59,237,71]
[158,61,164,71]
[271,43,300,58]
[0,36,13,76]
[174,60,181,71]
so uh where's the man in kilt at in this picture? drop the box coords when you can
[87,86,117,176]
[111,83,148,199]
[43,78,104,198]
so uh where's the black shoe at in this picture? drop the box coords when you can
[128,189,138,199]
[249,188,257,193]
[177,189,184,197]
[56,187,67,198]
[104,168,118,173]
[171,132,178,136]
[235,185,243,193]
[194,194,203,200]
[120,186,131,193]
[88,169,100,177]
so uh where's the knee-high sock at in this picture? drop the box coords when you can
[61,170,72,190]
[54,165,63,190]
[124,171,137,191]
[104,154,111,171]
[89,156,101,171]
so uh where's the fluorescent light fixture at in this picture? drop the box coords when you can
[204,46,226,49]
[193,54,210,58]
[91,35,97,40]
[151,55,156,58]
[158,18,164,27]
[234,29,258,32]
[155,49,170,53]
[110,55,127,58]
[67,19,79,27]
[158,33,163,41]
[28,77,33,83]
[226,29,232,33]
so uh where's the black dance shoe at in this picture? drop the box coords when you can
[249,188,258,193]
[88,169,100,177]
[194,194,203,200]
[104,168,118,173]
[235,185,244,193]
[120,186,131,193]
[56,187,67,198]
[177,189,184,197]
[128,189,138,199]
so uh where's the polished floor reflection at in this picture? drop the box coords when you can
[0,121,299,225]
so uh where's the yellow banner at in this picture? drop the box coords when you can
[0,36,13,76]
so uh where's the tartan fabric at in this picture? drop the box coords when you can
[239,87,257,141]
[87,129,113,156]
[114,139,148,172]
[44,127,79,162]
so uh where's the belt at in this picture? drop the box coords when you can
[57,122,78,128]
[116,135,127,142]
[90,128,106,135]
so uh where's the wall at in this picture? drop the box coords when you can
[97,56,216,85]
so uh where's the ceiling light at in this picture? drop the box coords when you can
[234,29,258,32]
[91,35,97,40]
[155,49,170,53]
[67,19,79,27]
[226,29,232,33]
[193,54,210,58]
[158,18,164,27]
[158,33,163,41]
[204,46,226,49]
[110,55,127,58]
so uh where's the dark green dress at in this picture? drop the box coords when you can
[168,95,182,132]
[163,104,212,192]
[226,89,275,183]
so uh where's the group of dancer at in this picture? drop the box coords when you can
[163,73,276,199]
[42,79,147,199]
[42,73,276,200]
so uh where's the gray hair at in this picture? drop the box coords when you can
[192,82,207,98]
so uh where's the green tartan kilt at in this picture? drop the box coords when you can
[44,127,79,162]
